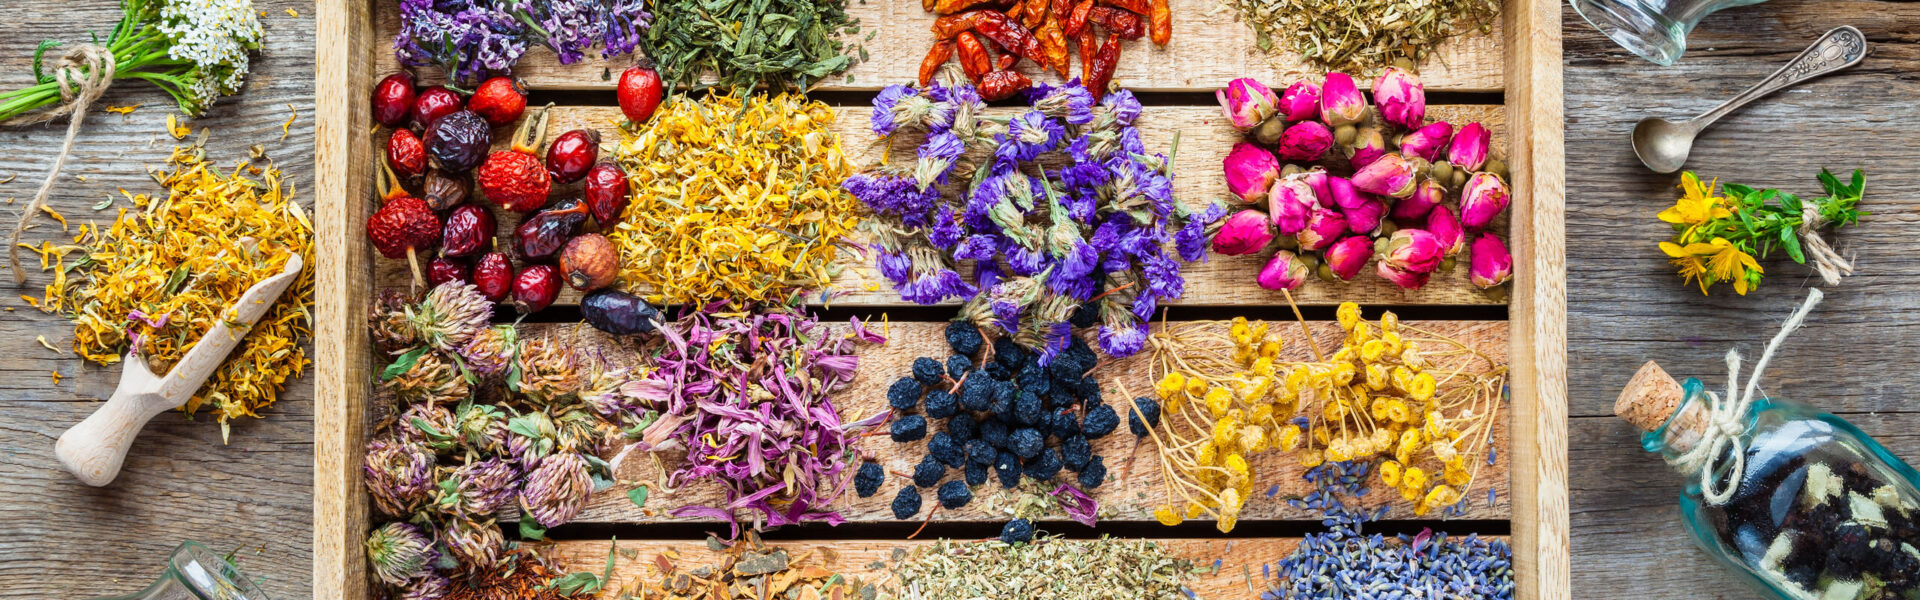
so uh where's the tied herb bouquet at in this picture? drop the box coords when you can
[1657,169,1864,295]
[847,75,1224,364]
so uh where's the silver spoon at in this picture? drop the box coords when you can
[1633,26,1869,174]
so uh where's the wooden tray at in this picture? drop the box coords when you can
[314,0,1566,597]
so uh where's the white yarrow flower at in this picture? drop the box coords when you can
[157,0,262,113]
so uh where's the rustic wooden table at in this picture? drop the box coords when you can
[0,1,314,598]
[0,0,1910,598]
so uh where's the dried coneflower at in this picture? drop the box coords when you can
[512,336,580,405]
[364,522,438,587]
[441,458,519,517]
[397,403,460,454]
[457,324,519,381]
[520,451,592,528]
[383,351,470,405]
[364,437,436,517]
[441,518,507,575]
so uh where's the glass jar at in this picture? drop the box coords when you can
[1620,363,1920,600]
[93,541,269,600]
[1571,0,1769,66]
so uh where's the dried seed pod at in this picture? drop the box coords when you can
[421,169,470,211]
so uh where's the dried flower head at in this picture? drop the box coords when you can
[364,437,435,517]
[365,522,438,587]
[512,336,580,405]
[520,451,592,528]
[384,351,471,406]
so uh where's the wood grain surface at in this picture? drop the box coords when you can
[0,1,315,599]
[370,104,1514,307]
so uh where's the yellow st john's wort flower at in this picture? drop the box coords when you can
[1661,237,1763,295]
[1658,172,1731,227]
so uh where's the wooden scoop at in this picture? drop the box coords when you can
[54,246,306,487]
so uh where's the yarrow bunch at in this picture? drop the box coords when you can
[847,75,1224,363]
[393,0,650,88]
[0,0,262,121]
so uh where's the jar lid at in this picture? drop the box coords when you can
[1616,360,1685,432]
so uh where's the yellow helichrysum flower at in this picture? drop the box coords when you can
[1300,449,1325,468]
[1424,485,1462,511]
[1212,417,1239,449]
[1277,424,1302,451]
[1229,316,1251,344]
[1205,387,1233,418]
[1407,371,1437,401]
[1195,442,1218,466]
[1186,502,1208,518]
[1217,511,1239,534]
[1657,171,1730,227]
[1379,460,1403,487]
[1370,397,1390,421]
[1379,312,1399,335]
[1154,504,1184,526]
[1401,467,1428,501]
[1251,356,1276,377]
[1325,438,1353,462]
[1239,425,1269,453]
[1329,363,1356,386]
[1336,302,1362,330]
[1156,372,1186,400]
[1257,339,1282,359]
[1364,363,1390,391]
[1184,376,1209,398]
[1360,339,1388,363]
[1225,454,1250,486]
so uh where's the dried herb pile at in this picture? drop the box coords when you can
[608,92,862,306]
[888,536,1201,599]
[620,534,878,600]
[1221,0,1499,74]
[393,0,653,88]
[34,142,313,437]
[644,0,864,93]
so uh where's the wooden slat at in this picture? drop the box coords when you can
[371,0,1506,93]
[523,320,1512,524]
[373,104,1511,307]
[1500,2,1567,600]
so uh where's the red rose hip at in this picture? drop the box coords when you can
[475,105,553,212]
[558,233,618,291]
[386,129,427,180]
[472,252,514,302]
[412,86,464,129]
[468,77,527,127]
[545,129,600,184]
[427,257,470,287]
[617,63,663,124]
[582,161,630,225]
[440,203,497,258]
[371,72,416,128]
[512,264,562,313]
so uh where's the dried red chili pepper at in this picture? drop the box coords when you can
[1006,0,1024,21]
[1052,0,1073,17]
[978,70,1034,101]
[1088,6,1145,40]
[1024,0,1048,29]
[1097,0,1150,15]
[931,10,994,39]
[934,0,996,13]
[1148,0,1171,45]
[1086,33,1120,101]
[1065,0,1094,37]
[1037,16,1070,77]
[920,41,956,86]
[956,33,993,81]
[973,11,1049,69]
[1077,29,1098,79]
[924,0,938,11]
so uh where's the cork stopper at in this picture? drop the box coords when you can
[1616,361,1686,432]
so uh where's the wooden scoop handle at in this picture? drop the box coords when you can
[55,251,305,486]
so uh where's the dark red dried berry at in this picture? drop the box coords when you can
[386,129,428,180]
[582,161,630,225]
[618,64,663,124]
[372,72,416,128]
[427,257,470,287]
[426,111,493,174]
[512,264,562,314]
[412,86,464,129]
[581,289,661,335]
[512,199,589,262]
[441,203,497,258]
[421,169,470,211]
[558,233,618,291]
[472,252,514,302]
[546,129,600,184]
[367,196,440,260]
[467,77,527,127]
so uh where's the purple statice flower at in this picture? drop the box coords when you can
[1134,253,1186,321]
[955,234,999,261]
[870,84,919,137]
[1174,202,1227,262]
[1035,321,1073,366]
[842,173,936,226]
[1118,126,1148,156]
[900,247,978,304]
[1005,240,1049,277]
[1048,242,1100,300]
[1061,186,1098,223]
[975,259,1004,292]
[873,244,911,286]
[913,130,967,189]
[1098,321,1149,357]
[990,297,1024,334]
[1006,111,1065,160]
[928,209,963,250]
[1030,81,1095,125]
[394,0,528,87]
[1102,89,1143,126]
[601,0,650,57]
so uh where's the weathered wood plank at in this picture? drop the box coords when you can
[489,320,1514,524]
[371,0,1506,93]
[373,104,1512,307]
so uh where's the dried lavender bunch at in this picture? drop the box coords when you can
[849,77,1223,363]
[394,0,649,88]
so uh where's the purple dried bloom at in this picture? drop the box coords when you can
[1118,127,1147,156]
[1134,253,1185,320]
[1102,89,1143,125]
[928,209,964,250]
[601,0,650,57]
[1001,111,1065,162]
[1031,81,1096,124]
[1174,202,1227,262]
[915,130,967,188]
[394,0,528,87]
[1036,321,1074,366]
[955,234,1000,261]
[521,0,607,64]
[843,173,938,225]
[870,84,919,137]
[1098,321,1149,357]
[401,570,450,600]
[1050,483,1101,527]
[364,438,435,518]
[447,458,518,516]
[365,522,437,587]
[1006,242,1049,277]
[520,452,592,528]
[440,518,505,574]
[873,245,911,285]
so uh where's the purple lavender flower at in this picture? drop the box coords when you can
[518,0,608,64]
[1102,89,1143,126]
[394,0,529,87]
[870,84,918,137]
[601,0,649,57]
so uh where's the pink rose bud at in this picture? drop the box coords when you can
[1324,236,1374,282]
[1268,177,1318,235]
[1319,72,1367,127]
[1449,122,1491,172]
[1372,68,1426,130]
[1212,209,1275,255]
[1427,204,1464,255]
[1216,78,1279,132]
[1377,261,1431,290]
[1279,80,1322,123]
[1296,167,1332,207]
[1381,228,1446,274]
[1351,152,1420,198]
[1458,172,1510,231]
[1344,197,1388,236]
[1275,121,1334,161]
[1327,175,1364,210]
[1223,142,1280,202]
[1399,121,1453,162]
[1391,179,1445,222]
[1257,250,1310,291]
[1469,233,1513,289]
[1346,126,1389,169]
[1296,209,1348,252]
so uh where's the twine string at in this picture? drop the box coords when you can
[7,43,117,284]
[1666,288,1825,505]
[1798,203,1853,286]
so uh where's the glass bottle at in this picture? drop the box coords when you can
[1618,362,1920,600]
[92,541,269,600]
[1571,0,1769,66]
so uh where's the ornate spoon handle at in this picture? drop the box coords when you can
[1689,26,1869,132]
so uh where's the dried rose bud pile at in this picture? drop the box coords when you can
[1212,70,1514,296]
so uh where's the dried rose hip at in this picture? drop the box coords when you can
[512,264,562,314]
[513,199,589,262]
[581,289,661,335]
[476,105,553,212]
[412,85,464,129]
[467,77,527,127]
[545,129,600,184]
[426,111,492,174]
[473,252,513,302]
[421,169,470,211]
[582,161,630,225]
[441,203,497,258]
[617,63,663,124]
[558,233,618,291]
[427,256,470,287]
[371,72,416,128]
[386,129,427,180]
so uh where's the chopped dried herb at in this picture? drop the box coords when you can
[889,535,1200,599]
[1222,0,1500,75]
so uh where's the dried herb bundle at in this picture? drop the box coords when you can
[643,0,865,93]
[889,536,1201,599]
[1221,0,1500,74]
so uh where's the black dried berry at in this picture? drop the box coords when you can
[1061,435,1092,470]
[1129,397,1161,437]
[1000,518,1035,544]
[1014,391,1045,426]
[1011,428,1044,459]
[937,480,973,509]
[1024,448,1063,481]
[1048,353,1083,382]
[926,389,959,419]
[929,432,965,467]
[958,376,993,412]
[993,337,1026,370]
[891,414,928,442]
[1082,404,1120,439]
[947,355,973,378]
[1016,366,1051,397]
[980,418,1010,449]
[948,413,978,441]
[1077,456,1107,488]
[891,486,922,519]
[913,357,946,386]
[1070,302,1098,328]
[854,461,885,498]
[967,439,996,465]
[580,289,662,335]
[1072,377,1101,401]
[913,455,945,488]
[889,377,924,411]
[995,450,1022,488]
[1050,411,1081,439]
[965,462,989,486]
[990,384,1016,420]
[946,320,984,356]
[425,111,493,173]
[985,361,1012,380]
